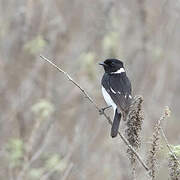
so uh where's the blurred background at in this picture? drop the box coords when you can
[0,0,180,179]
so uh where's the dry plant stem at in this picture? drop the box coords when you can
[40,55,100,111]
[17,119,42,180]
[40,163,73,180]
[126,96,143,179]
[160,126,180,166]
[148,110,165,179]
[61,163,74,180]
[40,55,149,171]
[132,166,137,180]
[168,153,180,180]
[148,107,172,179]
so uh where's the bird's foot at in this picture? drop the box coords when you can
[99,105,112,115]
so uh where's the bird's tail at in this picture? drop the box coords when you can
[111,109,121,138]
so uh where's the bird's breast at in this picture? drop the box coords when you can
[102,86,117,113]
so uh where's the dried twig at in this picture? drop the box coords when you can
[126,96,144,179]
[168,154,180,180]
[148,121,160,179]
[40,163,73,180]
[159,107,180,166]
[61,163,74,180]
[159,108,180,179]
[126,96,143,149]
[40,55,149,171]
[147,106,171,179]
[160,127,180,166]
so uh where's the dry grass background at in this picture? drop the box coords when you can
[0,0,180,179]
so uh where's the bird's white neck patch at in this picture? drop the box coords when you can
[111,68,125,74]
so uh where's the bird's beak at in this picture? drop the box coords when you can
[99,62,107,67]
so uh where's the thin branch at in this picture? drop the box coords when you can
[61,163,74,180]
[159,106,180,166]
[40,55,149,171]
[160,126,180,166]
[40,55,99,111]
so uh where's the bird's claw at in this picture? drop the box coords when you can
[99,105,112,115]
[99,109,104,115]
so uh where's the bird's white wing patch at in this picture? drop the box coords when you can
[110,87,116,94]
[102,86,117,114]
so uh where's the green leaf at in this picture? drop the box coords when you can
[24,35,46,55]
[31,99,54,119]
[45,153,67,172]
[29,168,44,179]
[6,138,24,167]
[169,145,180,157]
[102,31,119,53]
[45,154,61,169]
[79,52,96,80]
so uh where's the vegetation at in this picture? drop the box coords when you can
[0,0,180,179]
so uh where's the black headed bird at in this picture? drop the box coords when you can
[99,59,132,138]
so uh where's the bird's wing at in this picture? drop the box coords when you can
[102,73,132,112]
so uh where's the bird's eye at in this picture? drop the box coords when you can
[111,62,115,66]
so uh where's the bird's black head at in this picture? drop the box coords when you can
[99,59,124,74]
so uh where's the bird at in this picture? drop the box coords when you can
[99,59,132,138]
